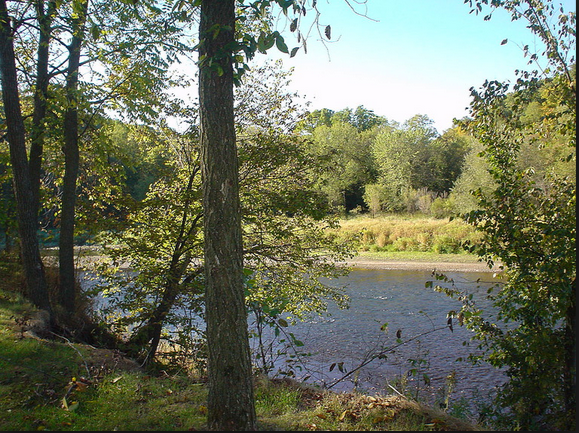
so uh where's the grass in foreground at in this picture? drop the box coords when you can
[0,287,489,431]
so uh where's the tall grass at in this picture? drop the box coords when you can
[329,214,482,255]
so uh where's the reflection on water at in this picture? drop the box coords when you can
[252,268,507,409]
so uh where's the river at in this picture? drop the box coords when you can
[83,265,508,413]
[249,267,507,411]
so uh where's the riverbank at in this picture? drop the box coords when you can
[51,246,501,274]
[341,252,502,273]
[0,284,488,431]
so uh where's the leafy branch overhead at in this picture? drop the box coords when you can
[192,0,371,84]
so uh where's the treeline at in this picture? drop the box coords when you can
[48,67,573,238]
[291,94,575,219]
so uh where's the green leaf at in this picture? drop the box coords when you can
[325,25,331,40]
[264,34,275,50]
[290,18,298,32]
[290,46,299,58]
[90,24,100,41]
[275,35,289,53]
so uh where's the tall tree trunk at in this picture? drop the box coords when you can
[564,277,576,417]
[199,1,256,430]
[58,0,88,314]
[29,0,57,217]
[0,0,52,322]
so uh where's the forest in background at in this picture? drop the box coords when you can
[0,0,575,430]
[3,61,573,250]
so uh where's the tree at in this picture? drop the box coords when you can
[428,127,473,193]
[331,105,387,132]
[29,0,58,219]
[1,0,192,322]
[197,1,255,429]
[295,107,335,133]
[59,0,89,315]
[435,1,575,429]
[0,0,53,323]
[195,0,371,428]
[308,121,378,212]
[371,114,439,211]
[91,61,351,375]
[363,183,389,216]
[448,139,495,213]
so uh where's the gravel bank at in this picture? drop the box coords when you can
[340,257,502,273]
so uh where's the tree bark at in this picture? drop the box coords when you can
[30,0,57,217]
[58,0,88,314]
[564,277,576,416]
[199,0,256,430]
[0,0,52,321]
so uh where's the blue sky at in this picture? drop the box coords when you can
[258,0,576,133]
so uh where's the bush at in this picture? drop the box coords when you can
[392,236,421,252]
[432,234,462,254]
[430,197,454,219]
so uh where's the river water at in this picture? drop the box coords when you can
[83,265,508,412]
[249,267,507,410]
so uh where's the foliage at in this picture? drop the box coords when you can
[448,140,496,214]
[362,183,389,217]
[428,128,475,193]
[366,116,474,215]
[3,0,195,231]
[449,80,576,215]
[433,1,576,429]
[240,130,352,319]
[88,63,353,372]
[307,121,378,212]
[296,105,389,134]
[91,135,205,364]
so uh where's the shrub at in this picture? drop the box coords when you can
[432,234,461,254]
[430,197,454,219]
